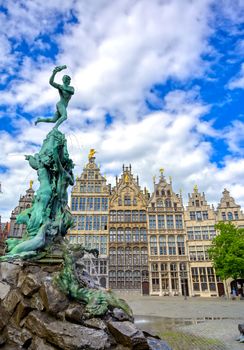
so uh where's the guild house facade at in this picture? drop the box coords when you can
[69,150,110,288]
[53,153,244,296]
[108,165,150,292]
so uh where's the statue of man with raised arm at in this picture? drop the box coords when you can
[35,65,75,128]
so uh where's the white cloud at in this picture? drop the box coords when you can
[228,63,244,90]
[0,0,213,120]
[222,120,244,154]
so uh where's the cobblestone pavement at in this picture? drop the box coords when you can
[115,292,244,350]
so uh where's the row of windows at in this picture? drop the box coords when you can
[188,245,211,261]
[79,182,103,193]
[151,262,187,272]
[151,199,178,209]
[191,267,217,292]
[73,215,108,231]
[72,197,108,211]
[69,235,107,254]
[109,270,148,289]
[109,227,147,242]
[189,211,209,221]
[110,247,148,265]
[149,214,183,229]
[221,211,239,221]
[110,210,147,222]
[83,259,107,275]
[117,195,138,206]
[151,262,187,292]
[187,226,216,240]
[149,235,185,256]
[82,171,99,180]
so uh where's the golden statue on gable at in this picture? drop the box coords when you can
[124,173,129,183]
[88,149,96,160]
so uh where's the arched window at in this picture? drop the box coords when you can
[117,227,124,242]
[117,270,124,288]
[110,211,116,222]
[132,210,139,222]
[117,210,124,222]
[124,210,131,222]
[140,227,147,242]
[125,228,131,242]
[109,249,116,265]
[109,228,116,242]
[125,270,133,288]
[124,195,131,206]
[177,235,185,255]
[133,247,140,265]
[168,235,176,255]
[125,247,132,265]
[150,235,157,255]
[141,247,148,265]
[159,236,167,255]
[117,247,124,265]
[227,212,233,221]
[133,270,141,288]
[132,227,139,242]
[165,198,171,208]
[109,270,116,288]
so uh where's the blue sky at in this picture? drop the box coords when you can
[0,0,244,221]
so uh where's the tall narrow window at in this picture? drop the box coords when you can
[110,211,116,222]
[227,212,233,220]
[166,215,174,229]
[159,236,167,255]
[158,215,165,229]
[124,210,131,222]
[150,236,158,255]
[175,214,183,229]
[168,235,176,255]
[124,195,131,206]
[177,235,185,255]
[149,215,156,229]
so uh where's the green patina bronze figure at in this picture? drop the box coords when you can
[55,243,133,319]
[0,65,133,321]
[35,65,74,129]
[1,66,75,259]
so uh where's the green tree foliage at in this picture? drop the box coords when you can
[209,222,244,280]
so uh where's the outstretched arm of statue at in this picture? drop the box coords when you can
[49,65,66,89]
[25,154,39,170]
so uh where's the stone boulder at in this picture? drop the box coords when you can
[107,320,149,349]
[25,310,111,350]
[0,259,171,350]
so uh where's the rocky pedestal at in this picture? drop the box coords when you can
[0,260,171,350]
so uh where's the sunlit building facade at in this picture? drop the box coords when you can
[68,151,110,288]
[148,171,189,296]
[9,181,34,239]
[108,165,149,291]
[185,186,221,297]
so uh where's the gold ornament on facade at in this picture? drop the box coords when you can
[124,173,129,183]
[88,149,96,160]
[159,168,164,175]
[29,180,34,189]
[193,184,198,193]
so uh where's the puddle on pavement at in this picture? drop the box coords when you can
[134,315,204,335]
